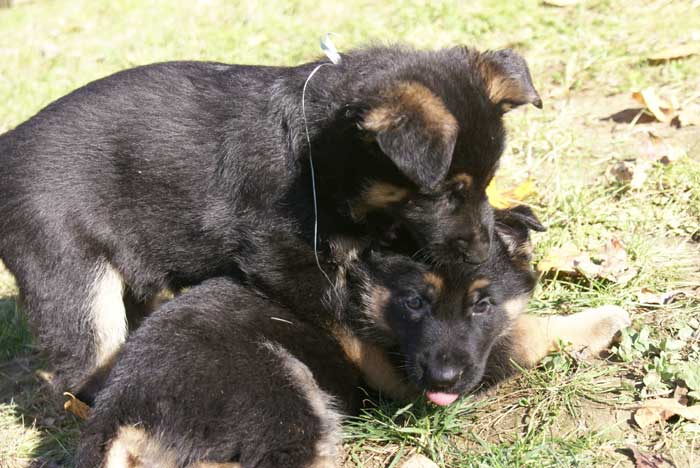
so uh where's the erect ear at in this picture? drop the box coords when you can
[477,49,542,112]
[360,81,458,191]
[494,205,546,260]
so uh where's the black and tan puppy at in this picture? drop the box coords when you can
[0,45,541,391]
[73,243,437,467]
[72,206,633,468]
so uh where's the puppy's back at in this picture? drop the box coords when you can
[76,277,356,468]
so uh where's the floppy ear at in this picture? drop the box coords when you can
[477,49,542,112]
[361,82,458,191]
[494,205,545,259]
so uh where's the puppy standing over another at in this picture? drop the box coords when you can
[74,206,629,468]
[0,45,542,392]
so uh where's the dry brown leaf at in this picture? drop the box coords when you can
[637,288,689,305]
[537,242,594,276]
[632,88,678,123]
[648,43,700,64]
[634,398,700,428]
[486,178,537,209]
[628,446,673,468]
[596,238,638,284]
[63,392,90,420]
[399,454,439,468]
[608,160,651,189]
[538,239,637,284]
[609,161,634,183]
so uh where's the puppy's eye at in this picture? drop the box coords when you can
[405,296,424,310]
[472,297,493,314]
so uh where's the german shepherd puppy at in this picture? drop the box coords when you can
[0,45,541,391]
[72,205,636,468]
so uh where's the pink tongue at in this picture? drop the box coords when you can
[425,391,460,406]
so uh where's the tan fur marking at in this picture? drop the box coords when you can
[104,426,177,468]
[476,58,536,109]
[350,182,410,221]
[263,342,343,468]
[467,278,491,295]
[515,240,534,260]
[91,263,127,370]
[508,306,631,368]
[105,427,245,467]
[451,173,473,189]
[502,294,531,320]
[507,315,552,368]
[334,327,418,401]
[424,273,444,294]
[486,76,527,108]
[361,285,391,329]
[363,81,458,143]
[363,106,398,132]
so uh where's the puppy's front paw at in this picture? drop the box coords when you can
[567,305,631,357]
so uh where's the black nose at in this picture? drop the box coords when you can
[423,364,462,390]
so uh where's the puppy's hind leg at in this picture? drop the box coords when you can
[17,254,127,392]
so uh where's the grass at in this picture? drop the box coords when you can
[1,0,699,466]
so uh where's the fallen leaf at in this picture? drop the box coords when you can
[486,178,537,209]
[63,392,90,420]
[538,239,637,284]
[608,161,634,184]
[542,0,580,6]
[637,288,689,305]
[627,446,672,468]
[399,454,439,468]
[632,88,677,123]
[634,398,700,428]
[537,242,596,277]
[596,238,638,284]
[648,43,700,64]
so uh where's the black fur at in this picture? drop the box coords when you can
[75,206,541,467]
[0,45,540,391]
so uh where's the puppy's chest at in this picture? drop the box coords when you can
[333,327,418,401]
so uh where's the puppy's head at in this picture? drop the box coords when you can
[342,205,542,405]
[347,47,541,266]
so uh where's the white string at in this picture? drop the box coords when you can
[301,62,335,288]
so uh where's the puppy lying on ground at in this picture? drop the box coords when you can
[74,206,628,467]
[0,45,541,392]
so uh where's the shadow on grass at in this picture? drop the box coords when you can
[0,298,82,467]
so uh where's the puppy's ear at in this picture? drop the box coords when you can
[361,82,458,190]
[477,49,542,112]
[494,205,545,260]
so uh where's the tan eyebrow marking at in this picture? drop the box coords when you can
[349,182,410,221]
[467,278,491,295]
[424,272,444,294]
